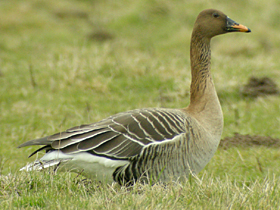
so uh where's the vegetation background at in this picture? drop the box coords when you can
[1,0,280,209]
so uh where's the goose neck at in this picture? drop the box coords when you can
[187,33,223,139]
[189,34,212,106]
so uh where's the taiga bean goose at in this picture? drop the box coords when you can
[18,9,250,185]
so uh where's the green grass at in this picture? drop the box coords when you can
[1,0,280,209]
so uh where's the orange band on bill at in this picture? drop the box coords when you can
[232,24,250,32]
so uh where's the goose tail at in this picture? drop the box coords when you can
[19,159,68,171]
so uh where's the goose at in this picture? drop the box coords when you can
[18,9,251,185]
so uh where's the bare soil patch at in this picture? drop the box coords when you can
[241,76,279,97]
[219,133,280,149]
[87,31,114,42]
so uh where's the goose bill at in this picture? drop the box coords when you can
[226,17,251,33]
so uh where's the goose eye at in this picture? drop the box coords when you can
[213,13,220,18]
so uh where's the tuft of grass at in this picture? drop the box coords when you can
[1,0,280,208]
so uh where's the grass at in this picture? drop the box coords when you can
[1,0,280,209]
[2,170,280,209]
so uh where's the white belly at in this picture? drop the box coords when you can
[23,150,129,182]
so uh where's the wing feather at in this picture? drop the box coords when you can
[19,108,188,160]
[76,131,119,150]
[51,129,110,149]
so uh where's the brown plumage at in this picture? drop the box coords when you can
[18,9,250,185]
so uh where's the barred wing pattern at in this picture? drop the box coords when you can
[19,108,188,180]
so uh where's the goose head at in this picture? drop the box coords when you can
[193,9,251,39]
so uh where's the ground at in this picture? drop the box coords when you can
[1,0,280,209]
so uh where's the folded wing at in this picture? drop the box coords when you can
[18,108,187,160]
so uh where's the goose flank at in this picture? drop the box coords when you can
[18,9,251,185]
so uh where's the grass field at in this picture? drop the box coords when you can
[1,0,280,209]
